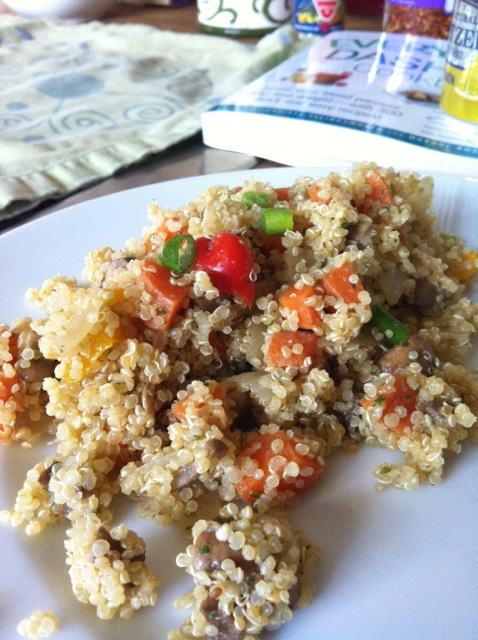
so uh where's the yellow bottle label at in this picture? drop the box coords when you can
[440,0,478,123]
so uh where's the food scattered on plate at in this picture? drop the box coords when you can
[1,162,477,639]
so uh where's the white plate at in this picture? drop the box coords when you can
[1,167,477,640]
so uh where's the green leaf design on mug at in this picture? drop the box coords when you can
[207,0,238,23]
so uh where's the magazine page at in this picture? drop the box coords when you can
[202,31,478,175]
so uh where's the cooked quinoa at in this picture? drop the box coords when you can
[16,610,59,639]
[0,162,477,638]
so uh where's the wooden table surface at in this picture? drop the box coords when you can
[0,2,383,229]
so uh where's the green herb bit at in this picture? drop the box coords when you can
[159,233,196,274]
[241,191,272,208]
[370,304,410,345]
[379,465,392,474]
[206,611,218,620]
[200,544,211,555]
[259,208,294,236]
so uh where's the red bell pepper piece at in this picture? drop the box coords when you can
[195,232,255,307]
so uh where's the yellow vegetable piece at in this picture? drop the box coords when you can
[447,250,478,282]
[62,326,125,382]
[108,288,126,307]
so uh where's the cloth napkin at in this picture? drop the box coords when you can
[0,16,298,223]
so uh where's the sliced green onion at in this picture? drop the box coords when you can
[370,304,411,345]
[259,208,294,236]
[439,232,459,241]
[241,191,272,208]
[159,233,196,274]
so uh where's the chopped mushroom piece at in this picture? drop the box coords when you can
[14,329,56,383]
[412,278,445,313]
[417,395,456,428]
[89,526,146,563]
[141,382,164,417]
[175,506,318,640]
[200,596,245,640]
[171,440,228,491]
[107,257,134,272]
[191,529,257,578]
[38,465,53,488]
[171,463,201,491]
[378,335,436,375]
[16,357,55,383]
[347,218,373,245]
[205,438,228,459]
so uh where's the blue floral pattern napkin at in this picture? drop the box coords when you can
[0,16,297,222]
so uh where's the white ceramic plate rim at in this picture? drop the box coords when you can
[1,166,477,640]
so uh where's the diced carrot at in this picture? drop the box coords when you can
[274,187,290,201]
[446,250,477,282]
[111,445,140,474]
[171,393,193,422]
[1,335,20,435]
[278,284,322,330]
[360,374,418,435]
[172,384,227,422]
[0,372,19,436]
[137,259,190,332]
[364,172,394,206]
[264,330,319,369]
[0,373,18,404]
[256,230,286,254]
[145,220,187,254]
[322,263,365,305]
[307,184,331,204]
[235,431,325,502]
[8,334,19,363]
[171,395,187,421]
[211,384,227,405]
